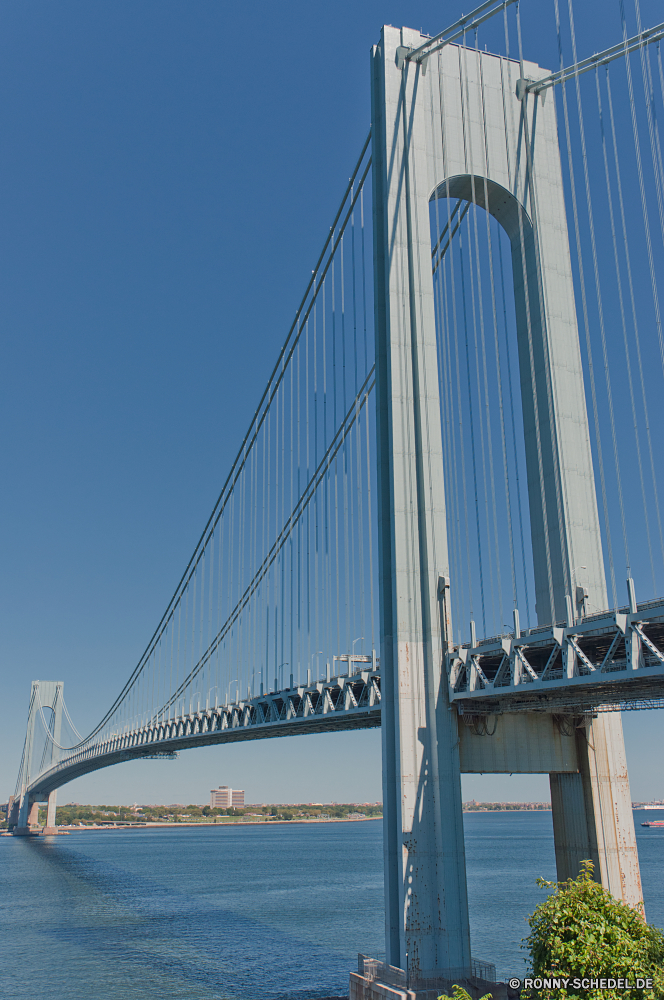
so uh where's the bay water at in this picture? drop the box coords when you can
[1,811,662,1000]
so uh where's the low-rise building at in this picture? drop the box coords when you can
[210,786,244,808]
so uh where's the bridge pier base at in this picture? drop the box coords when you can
[13,797,40,836]
[550,713,642,909]
[45,789,58,831]
[350,979,515,1000]
[6,795,18,831]
[351,959,515,1000]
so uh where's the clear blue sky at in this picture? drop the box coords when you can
[1,0,661,806]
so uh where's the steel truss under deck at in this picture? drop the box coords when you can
[26,666,382,799]
[26,599,664,802]
[448,598,664,715]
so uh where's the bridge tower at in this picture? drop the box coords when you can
[11,680,63,834]
[371,25,641,978]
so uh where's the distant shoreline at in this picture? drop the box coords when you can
[56,816,382,832]
[55,810,559,832]
[23,803,664,836]
[463,807,551,813]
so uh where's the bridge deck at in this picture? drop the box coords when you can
[24,602,664,800]
[449,599,664,714]
[27,670,382,799]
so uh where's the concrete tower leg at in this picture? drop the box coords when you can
[15,797,39,836]
[14,680,65,836]
[14,682,40,835]
[7,795,19,831]
[371,26,642,964]
[372,27,471,980]
[551,714,642,907]
[45,790,58,833]
[16,794,31,831]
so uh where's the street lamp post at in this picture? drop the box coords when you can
[276,662,288,693]
[351,636,364,675]
[572,565,588,618]
[308,651,323,686]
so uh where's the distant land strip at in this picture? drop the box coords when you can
[462,801,551,811]
[5,799,662,831]
[21,801,382,830]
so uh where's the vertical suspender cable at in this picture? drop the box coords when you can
[198,550,205,706]
[555,0,627,581]
[361,187,369,376]
[633,0,664,255]
[323,278,330,676]
[313,286,320,679]
[478,43,519,617]
[293,337,298,683]
[352,186,359,394]
[468,33,503,634]
[460,40,492,635]
[442,253,466,640]
[356,391,366,653]
[435,55,468,637]
[619,2,664,582]
[568,0,647,599]
[519,0,575,618]
[433,194,460,639]
[505,4,557,624]
[280,375,286,686]
[619,3,664,421]
[497,235,532,624]
[457,41,486,634]
[341,236,351,657]
[596,66,657,600]
[450,210,475,635]
[459,228,487,635]
[365,402,376,652]
[499,40,533,625]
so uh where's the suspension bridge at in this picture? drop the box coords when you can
[9,0,664,989]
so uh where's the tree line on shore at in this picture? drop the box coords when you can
[1,800,572,828]
[33,801,384,826]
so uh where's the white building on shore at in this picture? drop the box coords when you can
[210,786,244,808]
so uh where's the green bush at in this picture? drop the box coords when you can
[438,986,491,1000]
[524,861,664,999]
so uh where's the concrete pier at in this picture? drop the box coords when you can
[350,956,518,1000]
